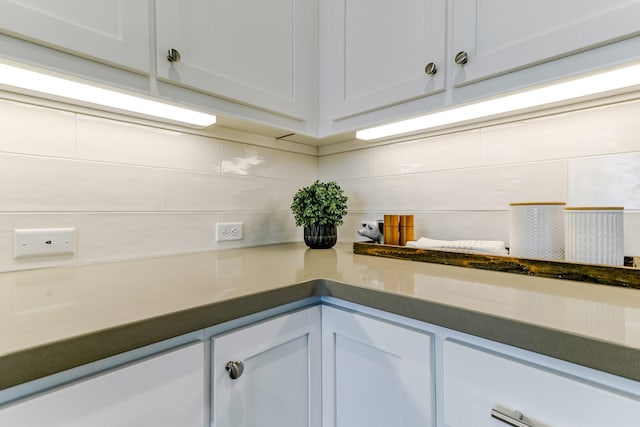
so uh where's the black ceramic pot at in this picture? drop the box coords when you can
[303,224,337,249]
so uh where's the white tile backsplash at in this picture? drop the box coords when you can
[221,141,317,179]
[77,213,219,263]
[1,94,640,271]
[0,99,76,158]
[371,130,482,175]
[265,178,315,211]
[0,154,161,212]
[162,171,268,212]
[339,175,421,211]
[568,153,640,209]
[319,149,372,181]
[0,98,317,271]
[218,211,300,249]
[421,161,568,210]
[328,98,640,254]
[412,211,510,243]
[77,115,222,172]
[481,100,640,166]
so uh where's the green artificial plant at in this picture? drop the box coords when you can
[291,180,348,227]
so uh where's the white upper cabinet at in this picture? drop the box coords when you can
[451,0,640,86]
[0,0,150,73]
[2,1,640,137]
[324,0,446,121]
[212,306,321,427]
[156,0,317,122]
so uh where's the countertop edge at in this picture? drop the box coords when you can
[321,280,639,383]
[0,280,319,390]
[1,278,638,391]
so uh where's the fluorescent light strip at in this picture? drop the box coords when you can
[356,63,640,141]
[0,63,216,128]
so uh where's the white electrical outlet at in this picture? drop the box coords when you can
[14,228,76,258]
[216,222,243,242]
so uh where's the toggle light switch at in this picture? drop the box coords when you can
[14,228,76,258]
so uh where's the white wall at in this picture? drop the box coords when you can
[323,99,640,257]
[2,96,639,272]
[0,99,317,272]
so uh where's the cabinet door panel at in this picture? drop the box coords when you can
[156,0,316,120]
[452,0,640,86]
[0,342,206,426]
[0,0,150,73]
[444,339,640,427]
[322,306,435,427]
[328,0,446,120]
[212,306,321,427]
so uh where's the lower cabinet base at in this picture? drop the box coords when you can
[211,306,321,427]
[322,305,436,427]
[444,339,640,427]
[1,301,638,427]
[0,342,206,427]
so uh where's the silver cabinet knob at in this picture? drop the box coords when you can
[424,62,438,75]
[225,361,244,380]
[454,51,469,65]
[167,48,181,63]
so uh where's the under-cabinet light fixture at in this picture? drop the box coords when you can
[356,62,640,141]
[0,62,216,128]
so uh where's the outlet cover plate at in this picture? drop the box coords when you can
[14,228,76,258]
[216,222,243,242]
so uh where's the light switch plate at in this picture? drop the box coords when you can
[14,228,76,258]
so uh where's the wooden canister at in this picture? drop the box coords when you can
[384,215,399,245]
[399,215,414,246]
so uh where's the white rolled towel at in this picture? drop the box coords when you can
[406,237,508,255]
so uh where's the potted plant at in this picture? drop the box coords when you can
[291,180,348,249]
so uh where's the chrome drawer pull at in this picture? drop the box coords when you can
[491,408,535,427]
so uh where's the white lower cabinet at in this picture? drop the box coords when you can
[321,305,436,427]
[0,341,206,427]
[443,339,640,427]
[2,302,639,427]
[211,306,321,427]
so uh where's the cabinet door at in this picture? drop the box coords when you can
[156,0,316,121]
[326,0,446,121]
[322,306,435,427]
[0,0,150,73]
[444,339,640,427]
[0,342,206,427]
[212,306,321,427]
[452,0,640,86]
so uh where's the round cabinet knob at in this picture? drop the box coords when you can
[225,361,244,380]
[167,48,181,63]
[454,51,469,65]
[424,62,438,75]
